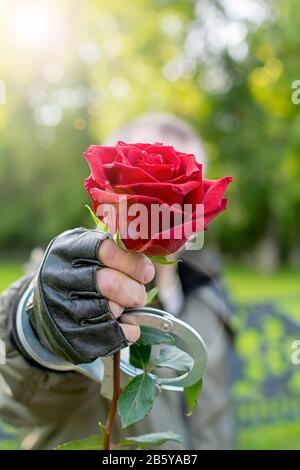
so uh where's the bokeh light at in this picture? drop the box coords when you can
[7,1,65,53]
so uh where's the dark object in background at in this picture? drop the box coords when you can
[230,301,300,428]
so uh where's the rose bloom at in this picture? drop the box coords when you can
[84,142,232,256]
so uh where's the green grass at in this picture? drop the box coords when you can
[0,422,22,450]
[225,265,300,302]
[238,420,300,450]
[224,265,300,328]
[0,262,25,449]
[0,261,25,292]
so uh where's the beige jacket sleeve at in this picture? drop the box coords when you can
[0,276,96,429]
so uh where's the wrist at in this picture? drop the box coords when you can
[14,281,76,371]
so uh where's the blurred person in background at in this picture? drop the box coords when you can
[0,114,234,450]
[105,113,235,449]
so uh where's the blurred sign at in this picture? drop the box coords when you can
[230,301,300,427]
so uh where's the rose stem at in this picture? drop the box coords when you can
[103,350,121,450]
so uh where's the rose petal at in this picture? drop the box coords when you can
[202,176,233,214]
[204,198,228,227]
[114,180,201,205]
[117,141,152,151]
[179,153,202,178]
[136,161,175,181]
[102,161,158,184]
[124,237,185,256]
[89,187,165,206]
[84,145,117,164]
[84,146,118,184]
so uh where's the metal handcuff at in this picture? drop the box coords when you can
[16,283,207,399]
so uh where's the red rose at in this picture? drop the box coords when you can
[84,142,232,256]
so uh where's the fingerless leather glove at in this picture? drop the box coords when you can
[26,228,128,364]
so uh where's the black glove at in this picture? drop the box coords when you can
[26,228,128,364]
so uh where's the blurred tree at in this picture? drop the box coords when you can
[0,0,299,265]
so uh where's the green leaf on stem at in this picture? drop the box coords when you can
[54,434,103,450]
[55,422,106,450]
[129,343,151,369]
[113,230,128,250]
[85,205,108,232]
[138,326,175,347]
[146,287,159,305]
[116,431,184,449]
[117,373,155,428]
[184,379,203,416]
[98,421,107,437]
[154,345,193,372]
[148,255,179,265]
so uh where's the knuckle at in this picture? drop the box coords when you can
[118,251,132,274]
[130,261,143,282]
[99,239,117,266]
[131,253,152,282]
[98,239,110,264]
[133,284,146,306]
[109,243,122,268]
[133,254,147,277]
[97,268,116,297]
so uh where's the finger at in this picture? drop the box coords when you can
[99,239,155,284]
[119,314,139,326]
[97,268,147,308]
[108,300,124,319]
[120,323,141,343]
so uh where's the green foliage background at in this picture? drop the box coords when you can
[0,0,299,262]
